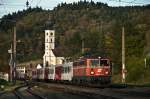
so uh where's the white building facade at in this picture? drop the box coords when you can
[16,65,26,79]
[43,30,64,67]
[43,30,55,67]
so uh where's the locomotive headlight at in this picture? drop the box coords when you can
[105,71,109,74]
[90,71,94,75]
[98,69,102,72]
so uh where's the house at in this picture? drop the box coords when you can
[16,59,42,79]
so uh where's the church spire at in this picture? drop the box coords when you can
[45,14,54,30]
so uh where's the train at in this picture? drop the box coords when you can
[31,56,112,85]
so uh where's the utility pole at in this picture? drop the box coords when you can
[144,58,147,68]
[100,20,103,34]
[122,27,126,83]
[98,20,104,56]
[12,26,16,84]
[82,38,84,55]
[8,44,13,82]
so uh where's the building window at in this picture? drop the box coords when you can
[51,39,52,42]
[50,32,53,36]
[47,32,49,35]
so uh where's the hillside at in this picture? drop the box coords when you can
[0,1,150,82]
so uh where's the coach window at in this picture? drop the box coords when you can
[64,67,65,73]
[49,69,51,74]
[64,67,66,73]
[66,67,68,73]
[67,67,69,73]
[63,67,65,73]
[68,67,70,73]
[62,67,64,73]
[66,67,69,73]
[65,67,67,73]
[51,69,54,74]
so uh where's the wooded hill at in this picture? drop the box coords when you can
[0,1,150,83]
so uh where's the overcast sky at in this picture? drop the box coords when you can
[0,0,150,18]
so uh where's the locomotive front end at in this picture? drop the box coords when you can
[88,58,112,84]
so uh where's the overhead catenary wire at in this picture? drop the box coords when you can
[36,0,42,7]
[0,3,26,7]
[30,0,34,3]
[0,0,8,13]
[109,0,145,5]
[131,0,138,3]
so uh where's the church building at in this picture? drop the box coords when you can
[43,30,64,67]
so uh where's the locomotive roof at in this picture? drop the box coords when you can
[73,56,110,62]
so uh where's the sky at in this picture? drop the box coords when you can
[0,0,150,18]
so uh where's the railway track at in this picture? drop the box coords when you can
[32,83,122,99]
[12,83,47,99]
[32,80,129,89]
[1,81,149,99]
[33,81,150,99]
[33,81,123,99]
[0,91,8,97]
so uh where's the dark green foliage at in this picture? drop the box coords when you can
[0,79,8,85]
[145,56,150,68]
[126,57,145,82]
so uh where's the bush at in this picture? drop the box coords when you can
[126,57,145,82]
[0,79,8,85]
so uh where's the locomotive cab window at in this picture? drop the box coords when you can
[100,59,109,66]
[90,59,99,67]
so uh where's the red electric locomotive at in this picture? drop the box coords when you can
[73,57,112,84]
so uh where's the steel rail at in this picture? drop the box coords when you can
[26,88,47,99]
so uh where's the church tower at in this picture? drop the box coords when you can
[45,30,55,49]
[43,30,55,67]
